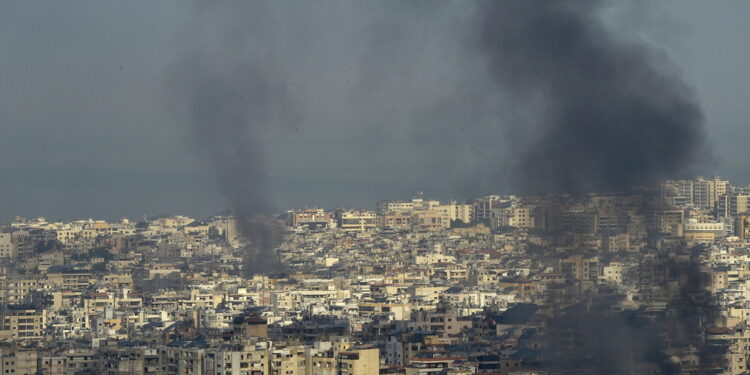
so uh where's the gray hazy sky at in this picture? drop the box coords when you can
[1,1,748,222]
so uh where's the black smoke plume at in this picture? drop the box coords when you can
[479,0,706,195]
[477,1,717,372]
[166,4,296,275]
[164,2,488,273]
[167,57,288,274]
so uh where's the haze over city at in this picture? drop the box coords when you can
[2,1,750,374]
[1,1,749,222]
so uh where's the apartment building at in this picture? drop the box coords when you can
[337,347,379,375]
[205,344,269,375]
[718,194,750,217]
[0,278,41,305]
[0,233,15,260]
[0,347,38,375]
[0,308,46,340]
[411,210,449,232]
[337,211,377,232]
[46,267,93,290]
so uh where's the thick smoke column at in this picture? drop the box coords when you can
[165,2,487,273]
[477,1,716,372]
[479,0,706,194]
[167,4,296,274]
[169,60,289,274]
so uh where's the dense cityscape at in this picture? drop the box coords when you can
[4,1,749,374]
[0,176,747,374]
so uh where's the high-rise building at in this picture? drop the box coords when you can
[661,177,729,209]
[0,233,15,260]
[490,205,536,229]
[737,215,750,239]
[717,194,750,217]
[471,196,515,223]
[441,202,472,224]
[693,176,728,210]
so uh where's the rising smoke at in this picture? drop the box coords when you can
[478,0,707,195]
[168,4,714,368]
[166,3,300,274]
[476,1,714,372]
[166,2,492,274]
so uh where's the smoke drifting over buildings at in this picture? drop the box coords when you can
[166,4,300,274]
[479,0,707,195]
[168,0,711,218]
[475,1,715,372]
[166,2,488,273]
[168,3,715,369]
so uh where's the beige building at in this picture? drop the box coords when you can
[378,201,415,215]
[0,233,15,260]
[662,176,728,209]
[11,231,35,260]
[409,310,471,337]
[99,346,158,375]
[491,205,535,229]
[411,210,449,232]
[405,357,461,375]
[603,233,630,252]
[694,176,728,209]
[288,209,334,229]
[45,268,93,290]
[38,353,66,375]
[379,211,412,231]
[206,344,269,375]
[0,346,38,375]
[738,215,750,239]
[208,216,240,245]
[337,347,379,375]
[338,211,377,232]
[160,346,204,375]
[718,194,750,217]
[661,177,729,209]
[64,349,101,374]
[0,309,46,340]
[558,254,599,282]
[0,278,41,305]
[271,345,308,375]
[377,197,440,215]
[442,202,472,224]
[101,273,134,289]
[601,261,624,284]
[471,195,507,223]
[649,208,684,235]
[312,351,337,375]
